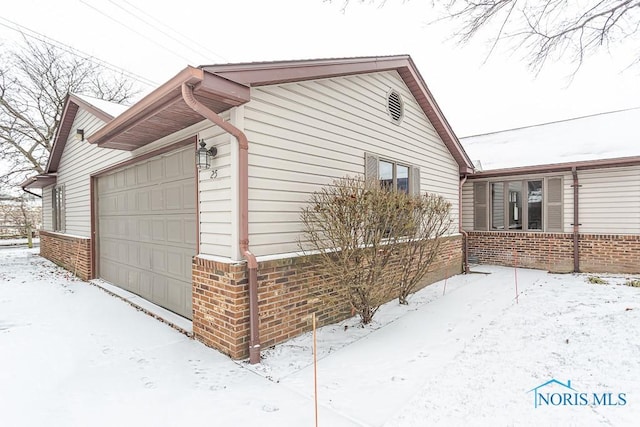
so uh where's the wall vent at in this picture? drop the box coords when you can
[386,89,404,124]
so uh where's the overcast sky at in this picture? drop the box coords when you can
[1,0,639,137]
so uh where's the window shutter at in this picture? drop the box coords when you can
[365,152,379,183]
[473,181,488,231]
[52,187,58,231]
[410,165,421,195]
[546,177,563,232]
[60,185,66,233]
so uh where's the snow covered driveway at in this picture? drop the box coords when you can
[1,247,639,426]
[0,248,352,427]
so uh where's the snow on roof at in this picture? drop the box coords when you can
[460,107,640,170]
[73,93,130,118]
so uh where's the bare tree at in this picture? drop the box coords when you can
[0,38,138,192]
[438,0,640,71]
[329,0,640,71]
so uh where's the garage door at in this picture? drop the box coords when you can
[97,147,196,319]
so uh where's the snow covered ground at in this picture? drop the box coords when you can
[1,247,639,426]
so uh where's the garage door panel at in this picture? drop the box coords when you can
[167,219,183,243]
[128,243,139,265]
[137,163,149,184]
[149,158,163,182]
[127,270,139,294]
[152,219,165,242]
[183,182,196,210]
[125,167,136,186]
[152,276,167,304]
[139,219,151,242]
[152,248,166,272]
[167,251,184,277]
[138,190,150,212]
[167,279,185,313]
[98,146,195,319]
[166,186,182,210]
[166,156,181,178]
[151,188,163,210]
[185,220,196,245]
[139,273,152,299]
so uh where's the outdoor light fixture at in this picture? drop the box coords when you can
[196,139,217,170]
[76,129,85,141]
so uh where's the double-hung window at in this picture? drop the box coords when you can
[52,184,65,232]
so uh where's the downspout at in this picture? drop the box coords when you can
[459,175,470,274]
[181,83,261,364]
[572,167,580,273]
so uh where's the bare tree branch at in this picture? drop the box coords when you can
[0,37,139,194]
[331,0,640,72]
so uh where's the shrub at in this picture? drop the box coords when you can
[300,176,451,323]
[587,276,608,285]
[624,279,640,288]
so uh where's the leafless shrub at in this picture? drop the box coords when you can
[300,176,452,323]
[393,192,452,305]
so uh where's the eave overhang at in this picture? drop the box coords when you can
[88,67,251,150]
[20,173,57,189]
[203,55,475,175]
[47,94,116,173]
[467,155,640,179]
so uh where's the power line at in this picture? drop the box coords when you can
[0,17,158,88]
[78,0,196,64]
[110,0,229,63]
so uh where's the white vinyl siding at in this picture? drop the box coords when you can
[577,165,640,234]
[243,71,460,257]
[196,119,233,258]
[55,110,129,237]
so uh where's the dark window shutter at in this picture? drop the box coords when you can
[474,181,488,231]
[410,165,421,195]
[546,177,563,232]
[52,187,58,231]
[365,153,379,183]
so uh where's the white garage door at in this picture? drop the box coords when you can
[97,147,196,319]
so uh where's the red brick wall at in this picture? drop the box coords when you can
[467,231,639,274]
[192,235,462,359]
[39,231,92,280]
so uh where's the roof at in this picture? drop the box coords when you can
[88,55,474,174]
[461,107,640,174]
[22,94,127,190]
[73,93,130,118]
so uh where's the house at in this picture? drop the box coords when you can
[460,107,640,274]
[22,55,474,362]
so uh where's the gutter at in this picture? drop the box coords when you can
[572,167,580,273]
[459,175,470,274]
[181,83,261,364]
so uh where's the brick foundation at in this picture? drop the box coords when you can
[39,230,92,280]
[467,231,639,274]
[192,235,462,359]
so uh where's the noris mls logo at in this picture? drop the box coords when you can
[527,379,627,408]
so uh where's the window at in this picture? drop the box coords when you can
[367,153,419,195]
[378,160,410,193]
[52,185,65,232]
[474,177,561,232]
